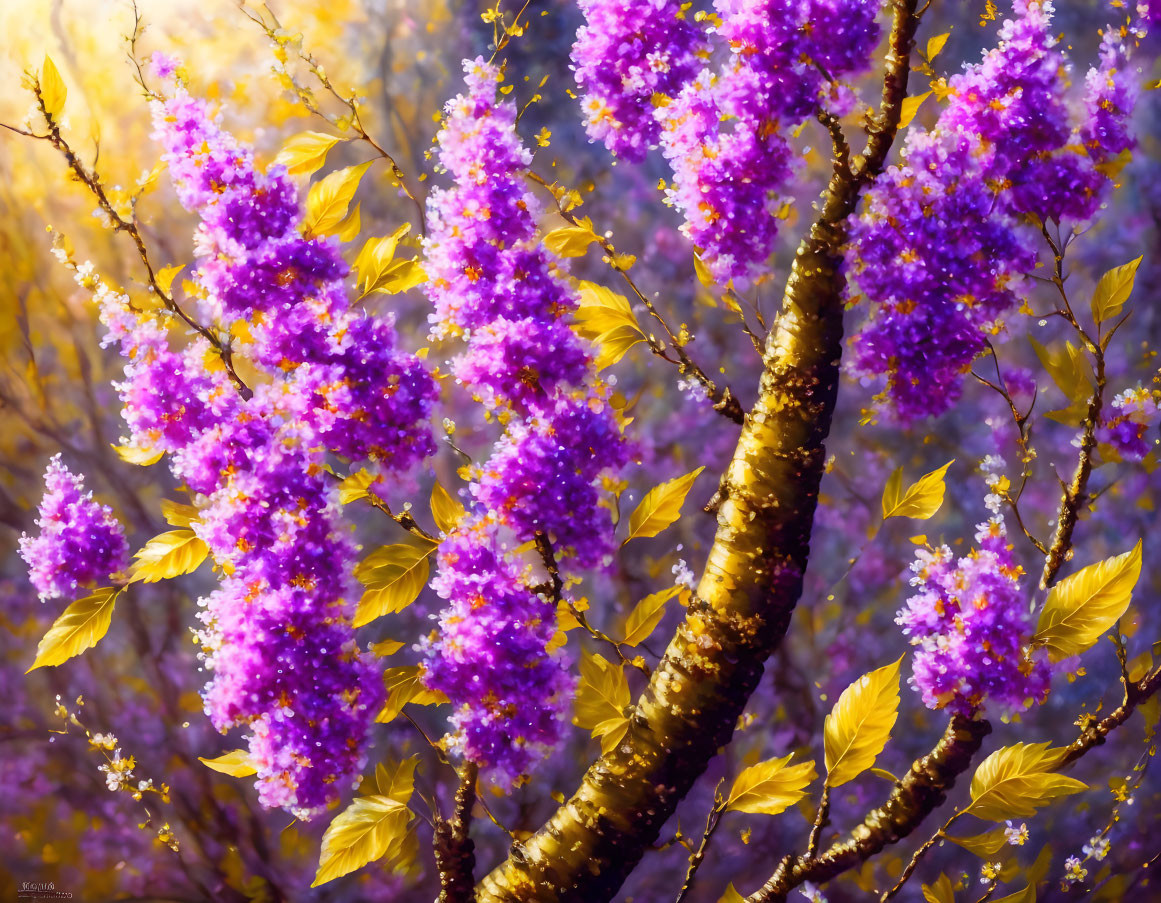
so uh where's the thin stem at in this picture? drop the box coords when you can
[532,531,649,674]
[805,785,831,860]
[675,783,727,903]
[880,812,962,901]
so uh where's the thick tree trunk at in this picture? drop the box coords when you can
[476,4,921,900]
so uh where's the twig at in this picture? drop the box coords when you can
[675,781,727,903]
[805,785,831,860]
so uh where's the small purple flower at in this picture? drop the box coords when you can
[19,455,128,601]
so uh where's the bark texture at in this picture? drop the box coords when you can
[475,4,921,900]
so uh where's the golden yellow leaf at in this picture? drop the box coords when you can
[335,202,361,243]
[624,466,705,544]
[304,161,373,237]
[693,251,716,288]
[899,91,932,129]
[992,884,1036,903]
[112,443,164,466]
[430,481,466,535]
[544,218,599,257]
[725,753,817,815]
[28,587,120,672]
[717,884,745,903]
[573,650,630,752]
[339,469,375,504]
[131,530,209,583]
[156,265,185,296]
[40,55,67,118]
[965,742,1086,821]
[374,755,419,804]
[946,825,1012,859]
[1035,541,1142,662]
[1090,256,1142,324]
[921,873,956,903]
[592,324,645,370]
[1030,337,1092,425]
[881,460,954,520]
[369,638,405,657]
[823,657,902,787]
[160,499,199,528]
[354,543,435,627]
[621,586,681,647]
[926,32,951,60]
[274,130,344,177]
[573,281,645,344]
[311,794,412,886]
[199,749,258,777]
[375,666,447,723]
[353,225,425,295]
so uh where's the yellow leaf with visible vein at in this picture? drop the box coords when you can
[160,499,199,528]
[946,825,1012,859]
[624,467,705,544]
[40,55,67,118]
[881,460,954,520]
[354,543,435,627]
[1090,256,1142,324]
[199,749,258,777]
[544,218,599,257]
[965,742,1086,821]
[28,587,120,672]
[725,754,817,815]
[430,481,466,535]
[375,666,447,723]
[1035,541,1141,662]
[274,130,343,177]
[374,755,418,804]
[131,530,209,583]
[311,794,412,886]
[353,224,424,295]
[573,651,630,752]
[592,324,645,370]
[304,161,373,237]
[621,586,681,647]
[339,469,375,504]
[823,657,902,787]
[573,281,645,343]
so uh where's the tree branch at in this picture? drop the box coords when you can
[434,762,480,903]
[474,3,922,900]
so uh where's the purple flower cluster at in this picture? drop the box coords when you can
[153,86,438,465]
[571,0,704,161]
[18,455,128,601]
[426,523,572,780]
[48,71,441,817]
[655,0,880,284]
[422,59,631,783]
[1098,386,1160,461]
[897,506,1050,716]
[849,0,1143,420]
